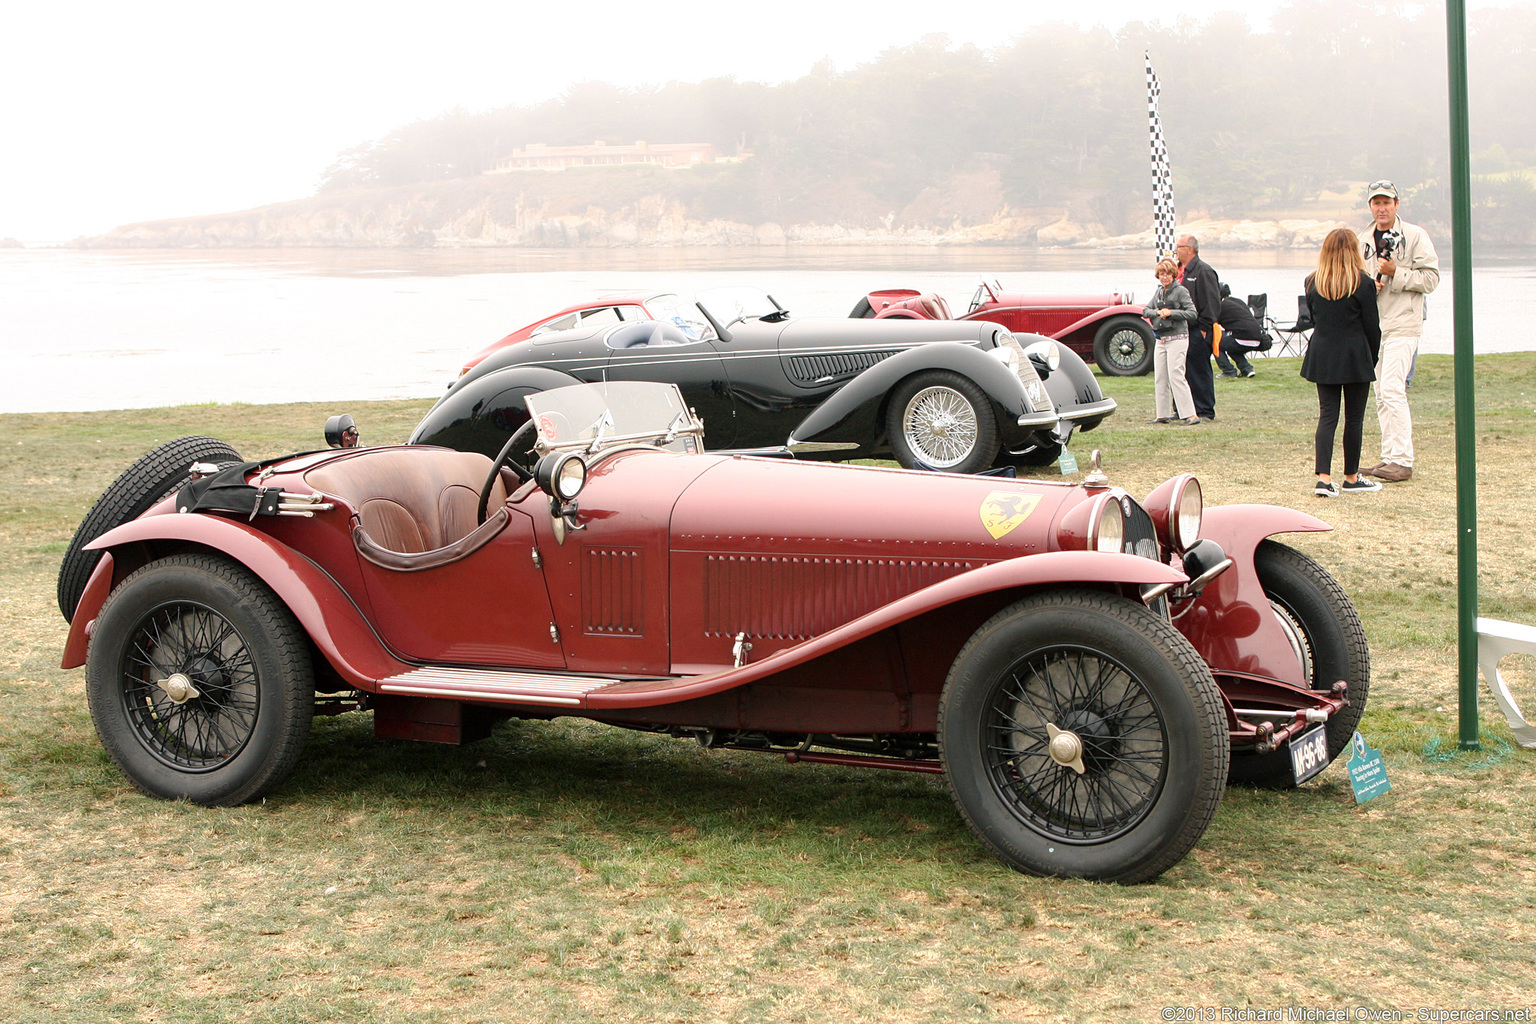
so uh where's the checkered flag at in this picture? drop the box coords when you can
[1146,53,1177,258]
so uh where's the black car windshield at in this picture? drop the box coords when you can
[694,287,784,329]
[525,381,704,456]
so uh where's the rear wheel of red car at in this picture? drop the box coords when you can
[1228,540,1371,788]
[86,554,314,806]
[938,591,1229,883]
[1092,317,1155,377]
[57,435,242,622]
[887,371,1000,473]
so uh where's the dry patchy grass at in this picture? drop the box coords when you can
[2,356,1535,1021]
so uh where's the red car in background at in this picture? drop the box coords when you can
[459,292,705,375]
[852,280,1156,377]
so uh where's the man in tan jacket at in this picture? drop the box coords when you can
[1360,180,1439,482]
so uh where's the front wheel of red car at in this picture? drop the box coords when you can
[938,591,1229,883]
[887,371,1000,473]
[1092,317,1155,377]
[86,554,314,806]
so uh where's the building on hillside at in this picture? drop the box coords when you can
[488,141,735,173]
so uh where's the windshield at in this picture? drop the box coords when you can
[645,293,711,340]
[525,381,704,456]
[694,286,782,329]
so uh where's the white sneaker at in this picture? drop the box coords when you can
[1341,476,1382,493]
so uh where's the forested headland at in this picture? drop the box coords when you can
[86,0,1536,249]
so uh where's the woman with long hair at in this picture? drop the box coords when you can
[1301,228,1383,496]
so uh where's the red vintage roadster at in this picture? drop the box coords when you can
[59,382,1366,883]
[853,280,1156,377]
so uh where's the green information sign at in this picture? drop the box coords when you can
[1345,731,1391,804]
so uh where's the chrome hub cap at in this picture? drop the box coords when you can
[1045,722,1087,775]
[156,672,202,705]
[903,386,978,468]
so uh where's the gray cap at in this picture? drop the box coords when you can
[1367,180,1398,200]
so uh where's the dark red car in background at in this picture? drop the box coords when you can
[852,280,1156,377]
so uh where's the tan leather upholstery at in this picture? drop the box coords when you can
[306,449,510,558]
[918,293,953,320]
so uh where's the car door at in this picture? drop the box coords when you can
[601,329,738,449]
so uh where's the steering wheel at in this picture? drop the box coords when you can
[477,419,536,525]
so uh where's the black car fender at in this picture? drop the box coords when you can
[409,364,584,457]
[1019,334,1118,434]
[786,342,1048,453]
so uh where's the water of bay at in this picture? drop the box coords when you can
[2,246,1532,414]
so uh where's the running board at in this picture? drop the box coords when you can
[377,666,646,707]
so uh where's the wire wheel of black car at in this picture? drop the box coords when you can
[1092,317,1155,377]
[86,553,314,806]
[939,591,1229,883]
[1228,540,1371,788]
[58,435,242,622]
[887,371,1000,473]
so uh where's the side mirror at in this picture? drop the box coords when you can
[325,414,360,449]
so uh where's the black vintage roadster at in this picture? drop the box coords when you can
[410,287,1116,474]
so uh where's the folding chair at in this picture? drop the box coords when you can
[1265,294,1313,357]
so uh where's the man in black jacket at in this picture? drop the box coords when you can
[1176,234,1221,420]
[1214,284,1273,377]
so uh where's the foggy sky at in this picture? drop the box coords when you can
[0,0,1512,241]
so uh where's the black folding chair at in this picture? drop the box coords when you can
[1264,294,1313,357]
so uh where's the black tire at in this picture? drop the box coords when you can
[886,371,1001,473]
[848,297,876,319]
[938,591,1229,883]
[1228,540,1371,787]
[86,554,314,805]
[1092,317,1155,377]
[58,435,242,622]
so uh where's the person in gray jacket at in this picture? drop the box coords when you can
[1144,256,1200,425]
[1360,180,1439,482]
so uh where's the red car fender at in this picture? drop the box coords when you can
[61,514,412,686]
[1175,504,1333,687]
[593,550,1185,709]
[1049,303,1149,341]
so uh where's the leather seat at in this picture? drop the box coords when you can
[306,449,510,568]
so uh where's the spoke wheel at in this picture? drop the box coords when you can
[940,591,1228,883]
[1092,317,1155,377]
[985,646,1168,843]
[887,371,999,473]
[121,601,261,771]
[88,554,313,805]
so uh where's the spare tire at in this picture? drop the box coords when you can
[57,435,242,622]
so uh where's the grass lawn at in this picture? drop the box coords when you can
[1,353,1534,1022]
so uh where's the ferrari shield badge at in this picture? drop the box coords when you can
[979,491,1040,539]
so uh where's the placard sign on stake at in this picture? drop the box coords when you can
[1346,732,1391,804]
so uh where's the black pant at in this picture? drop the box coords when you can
[1315,381,1371,476]
[1186,327,1216,419]
[1216,337,1268,375]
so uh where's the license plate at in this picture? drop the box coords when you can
[1288,724,1330,784]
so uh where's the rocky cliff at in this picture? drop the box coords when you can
[79,172,1350,250]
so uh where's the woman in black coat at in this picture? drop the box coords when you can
[1301,227,1383,497]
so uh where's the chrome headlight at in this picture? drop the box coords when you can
[1092,495,1125,554]
[1173,477,1202,551]
[535,452,587,501]
[1023,340,1061,373]
[1142,474,1202,554]
[989,338,1022,373]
